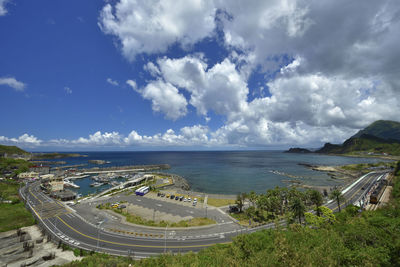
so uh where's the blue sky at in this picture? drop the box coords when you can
[1,0,399,151]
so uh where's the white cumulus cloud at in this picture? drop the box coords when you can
[0,0,9,16]
[0,134,42,147]
[106,78,119,86]
[129,79,188,120]
[0,77,26,91]
[142,55,248,119]
[64,86,72,94]
[98,0,216,61]
[94,0,400,148]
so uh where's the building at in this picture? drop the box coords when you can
[29,165,50,175]
[41,174,64,192]
[143,174,155,181]
[18,172,39,179]
[50,189,76,201]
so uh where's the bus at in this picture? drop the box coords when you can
[135,186,149,196]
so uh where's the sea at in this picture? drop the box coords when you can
[45,151,389,196]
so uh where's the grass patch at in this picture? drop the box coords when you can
[206,198,236,207]
[0,180,35,232]
[98,203,215,227]
[340,161,395,173]
[0,202,35,232]
[230,212,252,225]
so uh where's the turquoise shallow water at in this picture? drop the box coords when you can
[47,151,389,195]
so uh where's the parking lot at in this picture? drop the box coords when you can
[144,191,202,208]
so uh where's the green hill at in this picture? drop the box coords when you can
[316,120,400,156]
[316,134,400,155]
[0,145,29,156]
[352,120,400,142]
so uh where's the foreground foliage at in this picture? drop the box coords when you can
[65,162,400,266]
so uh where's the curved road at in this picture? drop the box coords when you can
[19,170,389,258]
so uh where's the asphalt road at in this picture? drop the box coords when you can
[19,170,389,258]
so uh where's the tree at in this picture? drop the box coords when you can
[248,191,258,207]
[291,197,305,224]
[236,192,247,213]
[309,190,323,216]
[305,206,336,227]
[329,189,344,212]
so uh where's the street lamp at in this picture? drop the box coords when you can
[96,219,106,251]
[164,225,167,253]
[54,216,58,235]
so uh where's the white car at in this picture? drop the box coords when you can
[188,198,191,202]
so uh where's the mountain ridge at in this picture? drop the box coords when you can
[286,120,400,156]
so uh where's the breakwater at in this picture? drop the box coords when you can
[81,164,170,174]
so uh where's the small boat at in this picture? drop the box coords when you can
[90,182,103,187]
[110,181,120,187]
[64,179,80,189]
[66,174,89,180]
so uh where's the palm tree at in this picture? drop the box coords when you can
[330,189,344,212]
[291,197,305,224]
[309,190,323,216]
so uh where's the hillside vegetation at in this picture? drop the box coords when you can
[0,158,33,177]
[352,120,400,142]
[315,120,400,156]
[32,152,86,159]
[64,162,400,267]
[317,134,400,155]
[0,144,29,155]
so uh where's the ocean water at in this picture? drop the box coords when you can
[48,151,389,195]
